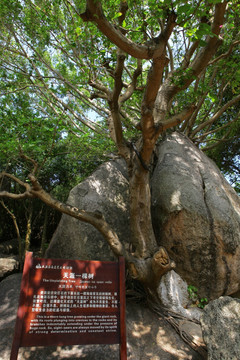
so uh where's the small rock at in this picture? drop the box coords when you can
[0,255,19,280]
[158,270,203,321]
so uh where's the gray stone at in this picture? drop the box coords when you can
[0,273,204,359]
[46,159,130,261]
[151,132,240,299]
[200,296,240,360]
[158,270,203,321]
[46,132,240,301]
[0,254,19,280]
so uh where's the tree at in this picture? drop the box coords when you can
[0,0,239,302]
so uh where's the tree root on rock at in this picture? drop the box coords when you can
[148,299,208,359]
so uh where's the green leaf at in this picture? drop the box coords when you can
[112,12,122,20]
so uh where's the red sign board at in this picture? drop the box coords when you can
[11,252,127,359]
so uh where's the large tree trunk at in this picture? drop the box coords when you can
[129,165,157,258]
[127,159,175,298]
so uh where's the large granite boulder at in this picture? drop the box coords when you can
[46,132,240,300]
[151,132,240,299]
[0,273,204,360]
[46,159,129,261]
[200,296,240,360]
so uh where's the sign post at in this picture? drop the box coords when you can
[11,252,127,359]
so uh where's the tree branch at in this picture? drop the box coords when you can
[151,247,176,284]
[201,129,233,151]
[191,93,240,137]
[0,172,31,191]
[19,151,39,175]
[0,170,127,259]
[208,40,240,66]
[184,67,218,136]
[89,80,111,98]
[160,1,227,105]
[193,115,239,144]
[106,46,131,161]
[0,191,32,200]
[119,59,142,104]
[8,27,106,134]
[138,12,178,164]
[80,0,176,60]
[80,0,150,59]
[157,105,196,135]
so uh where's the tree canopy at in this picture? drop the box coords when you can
[0,1,239,187]
[0,1,239,291]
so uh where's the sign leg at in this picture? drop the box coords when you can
[119,257,127,360]
[10,252,33,360]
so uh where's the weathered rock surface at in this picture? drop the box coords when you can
[158,270,203,321]
[46,132,240,301]
[46,159,129,261]
[0,273,204,360]
[200,296,240,360]
[0,254,19,280]
[151,132,240,299]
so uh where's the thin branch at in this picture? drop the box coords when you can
[156,105,196,136]
[0,85,31,96]
[0,172,30,190]
[184,67,217,136]
[89,80,111,98]
[201,130,233,151]
[193,113,239,144]
[119,59,142,104]
[8,27,107,134]
[108,49,130,160]
[181,40,200,69]
[191,93,240,137]
[0,200,23,265]
[164,1,227,102]
[0,191,32,200]
[19,151,39,175]
[208,40,240,66]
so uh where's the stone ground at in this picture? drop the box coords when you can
[0,273,206,360]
